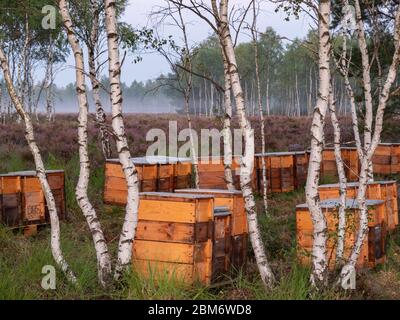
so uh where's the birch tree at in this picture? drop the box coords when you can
[250,0,268,212]
[59,0,112,288]
[328,83,347,264]
[339,1,400,282]
[104,0,140,280]
[0,46,76,283]
[304,0,331,288]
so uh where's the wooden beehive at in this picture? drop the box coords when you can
[104,157,193,205]
[133,192,214,285]
[373,144,393,175]
[319,180,398,232]
[255,152,295,193]
[0,175,22,228]
[341,147,360,182]
[293,151,309,189]
[296,199,386,269]
[174,158,193,189]
[390,143,400,174]
[0,170,65,231]
[175,188,248,271]
[212,206,232,281]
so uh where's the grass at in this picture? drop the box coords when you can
[1,115,400,299]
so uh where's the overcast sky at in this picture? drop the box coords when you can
[54,0,313,87]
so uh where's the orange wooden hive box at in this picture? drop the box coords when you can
[372,143,400,175]
[296,199,386,270]
[211,206,232,281]
[307,147,359,183]
[293,151,309,189]
[175,188,248,272]
[197,156,244,190]
[0,170,65,231]
[104,157,193,205]
[319,180,398,232]
[255,152,295,193]
[133,192,214,286]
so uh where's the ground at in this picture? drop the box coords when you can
[0,114,399,300]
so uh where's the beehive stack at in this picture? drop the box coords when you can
[296,199,386,269]
[293,151,309,188]
[104,156,192,205]
[212,206,232,281]
[0,170,66,234]
[175,188,248,272]
[133,192,214,285]
[255,152,295,193]
[341,147,360,181]
[372,143,400,175]
[319,180,398,232]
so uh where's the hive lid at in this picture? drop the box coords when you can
[296,198,384,209]
[140,192,214,199]
[1,169,64,177]
[107,156,192,165]
[255,151,296,157]
[175,188,242,195]
[214,206,231,217]
[319,181,397,188]
[379,142,400,146]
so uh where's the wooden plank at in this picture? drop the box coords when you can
[1,176,21,194]
[138,200,196,223]
[135,220,210,244]
[133,240,195,264]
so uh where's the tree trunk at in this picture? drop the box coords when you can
[88,0,112,159]
[212,0,275,289]
[104,0,140,281]
[222,57,235,190]
[340,5,400,282]
[251,1,268,212]
[305,0,331,288]
[328,83,347,264]
[0,46,77,283]
[59,0,112,288]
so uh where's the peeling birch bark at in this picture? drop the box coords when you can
[88,0,112,159]
[59,0,112,288]
[0,46,76,283]
[212,0,275,289]
[222,43,235,190]
[305,0,331,288]
[328,84,347,264]
[340,4,400,282]
[251,1,268,212]
[104,0,140,280]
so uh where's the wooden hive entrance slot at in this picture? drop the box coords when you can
[133,192,214,286]
[296,199,386,269]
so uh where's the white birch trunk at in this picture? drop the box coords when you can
[0,46,77,283]
[59,0,112,287]
[88,0,112,159]
[340,4,400,281]
[104,0,140,280]
[305,0,331,288]
[328,84,347,264]
[212,0,275,289]
[251,1,268,212]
